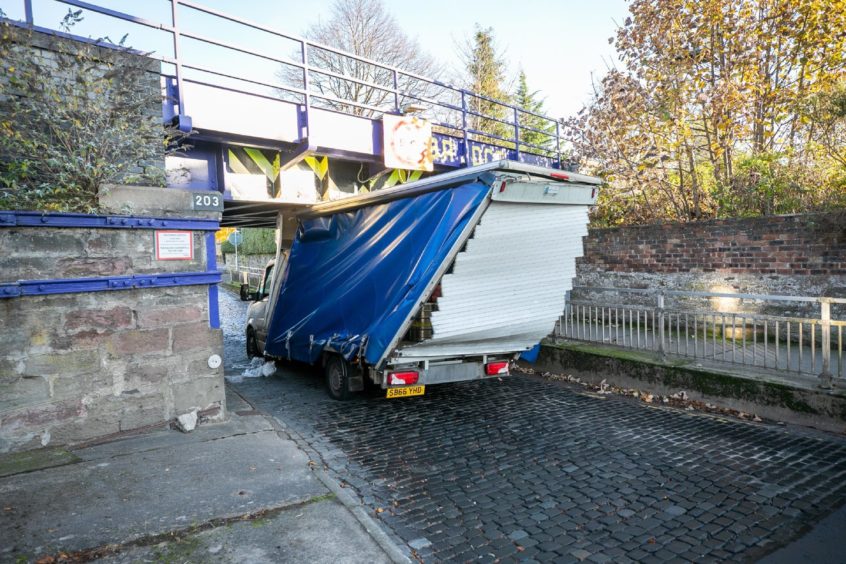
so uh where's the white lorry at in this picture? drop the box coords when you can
[241,160,599,399]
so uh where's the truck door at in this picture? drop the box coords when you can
[252,262,275,350]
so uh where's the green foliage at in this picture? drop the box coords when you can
[464,27,510,143]
[0,11,185,212]
[718,154,794,217]
[566,0,846,226]
[220,228,277,255]
[514,70,555,154]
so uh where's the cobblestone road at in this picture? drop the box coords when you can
[221,288,846,562]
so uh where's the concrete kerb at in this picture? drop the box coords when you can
[226,387,413,564]
[313,469,413,564]
[536,341,846,433]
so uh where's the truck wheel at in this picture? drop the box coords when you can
[246,327,260,359]
[324,355,351,401]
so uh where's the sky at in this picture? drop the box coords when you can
[4,0,630,120]
[251,0,630,118]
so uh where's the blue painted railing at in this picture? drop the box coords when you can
[0,211,222,328]
[0,210,219,230]
[6,0,565,168]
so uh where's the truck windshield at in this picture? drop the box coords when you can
[262,264,274,297]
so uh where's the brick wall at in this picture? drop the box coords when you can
[574,213,846,317]
[0,187,224,453]
[580,214,846,277]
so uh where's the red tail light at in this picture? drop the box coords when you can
[550,172,570,181]
[388,371,419,385]
[485,361,509,376]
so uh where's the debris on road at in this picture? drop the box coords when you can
[225,358,277,383]
[515,365,768,425]
[175,410,198,433]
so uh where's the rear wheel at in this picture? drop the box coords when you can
[324,355,351,401]
[246,327,260,359]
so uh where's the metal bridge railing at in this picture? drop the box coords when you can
[554,287,846,388]
[7,0,565,166]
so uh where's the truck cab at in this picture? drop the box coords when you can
[241,259,275,358]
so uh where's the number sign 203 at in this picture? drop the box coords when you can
[192,192,223,211]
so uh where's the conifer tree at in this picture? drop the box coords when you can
[514,70,555,153]
[463,27,510,142]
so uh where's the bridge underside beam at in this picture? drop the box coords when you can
[222,200,309,228]
[279,138,316,171]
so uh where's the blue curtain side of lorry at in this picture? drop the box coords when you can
[264,181,491,366]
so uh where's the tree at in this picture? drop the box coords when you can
[461,26,511,143]
[565,0,846,226]
[290,0,438,117]
[220,228,276,255]
[514,70,555,154]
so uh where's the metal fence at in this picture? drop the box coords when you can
[554,287,846,387]
[7,0,565,164]
[220,263,264,288]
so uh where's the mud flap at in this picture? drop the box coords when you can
[348,372,364,392]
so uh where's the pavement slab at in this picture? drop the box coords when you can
[0,408,391,563]
[99,497,390,564]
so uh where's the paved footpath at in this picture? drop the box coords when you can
[0,389,395,563]
[233,368,846,563]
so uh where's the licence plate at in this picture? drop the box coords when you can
[386,385,425,399]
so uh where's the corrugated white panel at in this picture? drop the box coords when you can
[396,201,589,361]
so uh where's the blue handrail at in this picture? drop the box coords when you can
[9,0,564,166]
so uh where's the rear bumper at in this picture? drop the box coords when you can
[420,361,485,385]
[379,358,511,388]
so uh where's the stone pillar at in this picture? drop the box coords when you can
[0,186,225,453]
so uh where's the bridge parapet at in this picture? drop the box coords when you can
[5,0,570,224]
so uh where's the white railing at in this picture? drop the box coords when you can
[555,287,846,387]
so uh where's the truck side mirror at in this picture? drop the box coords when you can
[239,283,251,301]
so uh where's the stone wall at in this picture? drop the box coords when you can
[4,28,164,182]
[0,187,224,453]
[574,213,846,318]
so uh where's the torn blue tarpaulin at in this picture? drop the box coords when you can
[264,181,490,365]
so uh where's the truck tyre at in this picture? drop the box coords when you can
[246,327,260,359]
[324,355,351,401]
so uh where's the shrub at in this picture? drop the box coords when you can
[220,228,277,255]
[0,10,185,212]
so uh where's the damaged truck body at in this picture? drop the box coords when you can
[242,160,600,399]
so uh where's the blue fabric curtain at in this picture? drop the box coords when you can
[264,182,490,366]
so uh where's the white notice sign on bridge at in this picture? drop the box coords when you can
[155,231,194,260]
